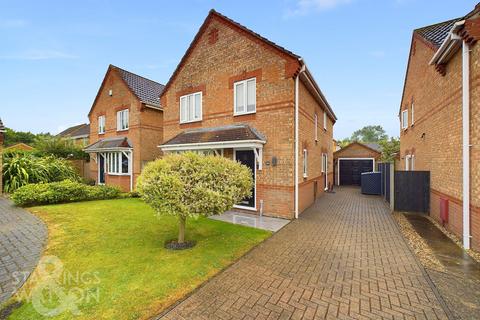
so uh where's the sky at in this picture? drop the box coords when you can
[0,0,477,139]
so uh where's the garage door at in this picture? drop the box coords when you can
[339,159,374,186]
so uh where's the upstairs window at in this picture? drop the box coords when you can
[303,149,308,178]
[234,78,256,115]
[314,113,318,141]
[411,103,415,125]
[180,92,202,123]
[323,111,327,130]
[98,115,105,134]
[117,109,129,131]
[401,110,408,129]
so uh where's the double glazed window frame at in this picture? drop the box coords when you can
[401,110,409,129]
[180,92,202,124]
[117,109,129,131]
[303,149,308,178]
[105,151,131,175]
[234,77,256,116]
[98,115,106,134]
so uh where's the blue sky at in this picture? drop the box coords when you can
[0,0,476,139]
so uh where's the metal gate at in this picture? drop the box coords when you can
[394,171,430,213]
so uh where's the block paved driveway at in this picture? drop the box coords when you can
[160,187,450,320]
[0,197,46,305]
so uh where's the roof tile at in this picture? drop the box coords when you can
[415,18,460,47]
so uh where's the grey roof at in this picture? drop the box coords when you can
[58,123,89,138]
[415,18,460,47]
[163,124,266,146]
[113,65,165,107]
[0,118,5,132]
[84,136,132,152]
[364,143,382,152]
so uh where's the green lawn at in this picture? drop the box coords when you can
[7,198,270,320]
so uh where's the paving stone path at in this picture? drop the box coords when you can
[160,187,450,320]
[0,198,46,305]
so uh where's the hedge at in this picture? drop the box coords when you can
[12,180,122,207]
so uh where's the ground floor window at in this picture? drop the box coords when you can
[104,151,131,175]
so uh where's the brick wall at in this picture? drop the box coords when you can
[298,81,334,213]
[88,68,163,192]
[400,34,480,250]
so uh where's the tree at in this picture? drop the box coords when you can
[4,128,38,147]
[350,125,388,143]
[136,152,253,247]
[34,136,89,160]
[379,137,400,163]
[338,138,351,148]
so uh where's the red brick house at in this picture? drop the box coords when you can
[85,65,165,192]
[159,10,336,219]
[58,123,90,146]
[399,4,480,250]
[333,142,381,186]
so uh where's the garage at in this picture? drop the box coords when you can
[333,142,382,186]
[338,159,374,185]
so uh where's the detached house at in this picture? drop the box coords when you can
[58,123,90,146]
[399,4,480,249]
[160,10,336,219]
[85,65,165,191]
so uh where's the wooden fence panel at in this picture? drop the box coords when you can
[394,171,430,213]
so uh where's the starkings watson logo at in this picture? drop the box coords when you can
[12,255,101,317]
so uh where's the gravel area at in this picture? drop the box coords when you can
[393,212,445,272]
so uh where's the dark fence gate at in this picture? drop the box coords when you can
[377,163,391,203]
[394,171,430,213]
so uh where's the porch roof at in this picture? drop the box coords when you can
[160,124,266,151]
[84,137,133,153]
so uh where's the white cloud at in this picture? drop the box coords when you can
[0,19,28,28]
[286,0,353,16]
[0,50,78,60]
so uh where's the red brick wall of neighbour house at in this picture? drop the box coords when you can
[400,34,480,250]
[88,68,163,192]
[332,144,381,185]
[297,81,334,214]
[161,16,299,219]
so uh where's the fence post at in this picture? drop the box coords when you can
[389,164,394,211]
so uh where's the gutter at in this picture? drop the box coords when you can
[429,19,471,249]
[462,38,471,249]
[294,62,306,219]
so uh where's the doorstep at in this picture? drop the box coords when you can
[209,211,290,232]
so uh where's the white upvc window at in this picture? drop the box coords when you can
[314,113,318,141]
[98,115,105,134]
[180,92,202,123]
[323,111,327,130]
[411,103,415,125]
[234,78,256,115]
[322,153,327,173]
[117,109,129,131]
[401,110,408,129]
[405,154,415,171]
[106,151,130,175]
[303,149,308,178]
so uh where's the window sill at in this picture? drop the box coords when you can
[107,173,131,176]
[234,111,256,117]
[117,129,129,132]
[180,119,202,124]
[233,204,257,212]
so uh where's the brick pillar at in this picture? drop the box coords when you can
[0,119,5,194]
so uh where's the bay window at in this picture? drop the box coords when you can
[105,152,131,175]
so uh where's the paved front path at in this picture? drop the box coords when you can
[0,198,46,305]
[161,187,449,320]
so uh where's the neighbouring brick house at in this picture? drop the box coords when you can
[333,142,381,186]
[0,118,5,193]
[57,123,90,146]
[399,4,480,250]
[159,10,336,219]
[84,65,165,192]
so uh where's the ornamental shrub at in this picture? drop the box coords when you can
[11,180,121,207]
[2,153,80,193]
[136,152,253,245]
